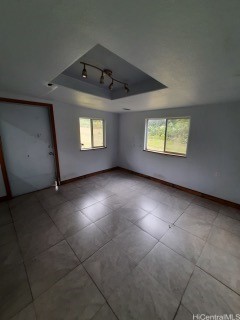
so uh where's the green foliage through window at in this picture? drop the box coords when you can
[79,118,105,150]
[145,117,190,155]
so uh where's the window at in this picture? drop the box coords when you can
[79,118,105,150]
[145,117,190,156]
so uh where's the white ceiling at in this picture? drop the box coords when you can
[0,0,240,113]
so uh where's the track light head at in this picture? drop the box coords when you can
[82,64,87,78]
[124,84,129,93]
[100,72,104,84]
[109,80,114,91]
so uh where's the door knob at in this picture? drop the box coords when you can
[49,152,54,156]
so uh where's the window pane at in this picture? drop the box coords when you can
[80,118,92,149]
[165,118,190,155]
[146,119,166,152]
[93,119,104,147]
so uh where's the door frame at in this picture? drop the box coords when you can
[0,136,12,200]
[0,97,61,199]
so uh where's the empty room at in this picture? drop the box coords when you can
[0,1,240,319]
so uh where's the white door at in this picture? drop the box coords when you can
[0,103,56,196]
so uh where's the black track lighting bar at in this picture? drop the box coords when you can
[109,80,113,91]
[80,62,129,93]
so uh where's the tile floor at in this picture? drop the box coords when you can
[0,170,240,319]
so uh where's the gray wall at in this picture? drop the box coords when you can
[118,102,240,204]
[0,92,239,204]
[0,95,119,196]
[53,101,119,181]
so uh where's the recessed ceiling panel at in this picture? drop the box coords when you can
[52,44,166,100]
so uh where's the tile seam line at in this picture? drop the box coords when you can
[196,265,240,297]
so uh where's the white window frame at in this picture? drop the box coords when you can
[79,117,106,150]
[144,116,191,157]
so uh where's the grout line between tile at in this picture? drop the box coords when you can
[158,237,205,265]
[81,261,121,320]
[171,263,196,320]
[7,208,36,315]
[196,265,240,298]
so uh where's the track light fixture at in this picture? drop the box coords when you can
[109,80,114,90]
[82,64,87,78]
[124,84,129,93]
[100,72,104,84]
[80,62,129,93]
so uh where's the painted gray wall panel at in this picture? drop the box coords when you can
[118,102,240,204]
[53,102,119,181]
[0,96,119,194]
[0,91,239,204]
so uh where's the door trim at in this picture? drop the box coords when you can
[0,97,61,198]
[0,136,12,199]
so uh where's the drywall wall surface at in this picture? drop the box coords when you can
[118,102,240,204]
[0,92,119,189]
[53,101,119,181]
[1,91,239,203]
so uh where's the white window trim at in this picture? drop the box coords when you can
[144,116,191,157]
[79,117,106,151]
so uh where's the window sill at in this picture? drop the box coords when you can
[143,149,186,158]
[80,147,107,151]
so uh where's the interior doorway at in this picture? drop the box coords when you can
[0,98,60,198]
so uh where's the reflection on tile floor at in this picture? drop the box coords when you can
[0,169,240,319]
